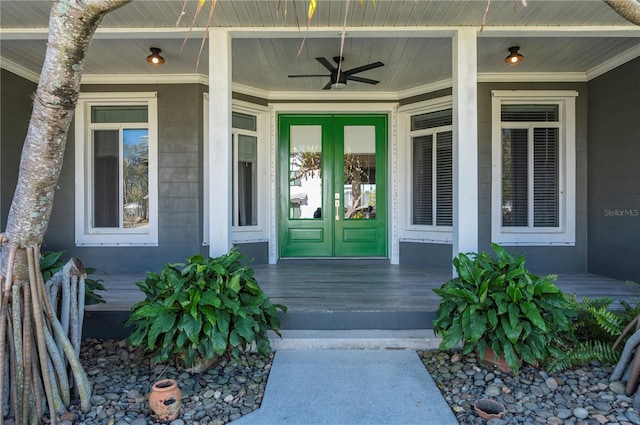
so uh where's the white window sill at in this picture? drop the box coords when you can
[492,232,575,246]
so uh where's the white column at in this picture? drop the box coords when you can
[452,28,479,269]
[208,29,233,257]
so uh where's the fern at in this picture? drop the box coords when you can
[587,306,623,336]
[546,340,621,374]
[576,296,613,311]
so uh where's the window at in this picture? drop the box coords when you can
[491,91,577,245]
[411,109,453,228]
[75,92,158,246]
[232,112,258,227]
[398,97,453,244]
[202,97,266,246]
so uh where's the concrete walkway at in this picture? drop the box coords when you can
[231,349,459,425]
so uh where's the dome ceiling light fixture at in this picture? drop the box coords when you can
[504,46,524,65]
[146,47,165,65]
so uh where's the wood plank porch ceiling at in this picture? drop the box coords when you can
[1,1,638,93]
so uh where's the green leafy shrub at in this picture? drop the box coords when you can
[433,243,577,373]
[40,250,106,305]
[126,249,287,369]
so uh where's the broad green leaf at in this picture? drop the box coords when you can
[234,317,256,342]
[508,303,520,328]
[502,342,519,372]
[533,280,560,295]
[228,274,241,293]
[220,293,241,313]
[148,313,177,349]
[507,282,522,303]
[479,280,489,304]
[201,306,218,326]
[212,331,228,355]
[501,317,523,343]
[127,327,146,347]
[176,331,188,350]
[217,311,230,334]
[440,323,463,350]
[178,314,202,344]
[487,309,498,328]
[467,314,487,343]
[506,267,526,281]
[520,345,535,365]
[445,288,479,304]
[527,332,547,358]
[229,329,241,347]
[521,302,546,331]
[200,292,222,307]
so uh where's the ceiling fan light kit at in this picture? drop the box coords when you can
[288,56,384,90]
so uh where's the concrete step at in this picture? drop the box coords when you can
[269,329,442,351]
[83,310,438,340]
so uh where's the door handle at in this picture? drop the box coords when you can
[334,199,340,221]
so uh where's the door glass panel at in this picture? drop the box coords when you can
[343,126,376,220]
[289,125,322,219]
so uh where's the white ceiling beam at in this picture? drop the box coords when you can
[3,25,637,41]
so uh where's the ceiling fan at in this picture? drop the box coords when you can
[288,56,384,90]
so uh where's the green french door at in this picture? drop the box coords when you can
[278,114,387,257]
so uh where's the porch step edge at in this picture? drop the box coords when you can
[268,329,442,351]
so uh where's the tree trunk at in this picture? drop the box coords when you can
[0,1,130,423]
[604,0,640,25]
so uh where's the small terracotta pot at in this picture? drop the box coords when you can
[479,348,517,373]
[474,398,506,419]
[149,379,181,421]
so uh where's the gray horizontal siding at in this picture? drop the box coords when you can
[1,70,36,228]
[44,83,208,273]
[587,57,640,283]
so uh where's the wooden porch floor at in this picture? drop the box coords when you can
[86,263,640,313]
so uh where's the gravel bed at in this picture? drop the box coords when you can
[29,339,640,425]
[419,349,640,425]
[65,339,273,425]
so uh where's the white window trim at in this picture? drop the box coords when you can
[398,96,453,244]
[74,91,158,246]
[203,97,269,245]
[491,90,577,246]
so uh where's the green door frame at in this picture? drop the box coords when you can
[278,114,387,258]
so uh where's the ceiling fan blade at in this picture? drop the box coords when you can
[288,74,330,78]
[316,57,336,72]
[344,61,384,75]
[322,81,334,90]
[346,75,380,85]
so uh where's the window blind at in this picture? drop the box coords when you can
[501,104,558,122]
[533,128,559,227]
[412,135,433,225]
[436,131,453,226]
[232,111,257,131]
[411,109,452,131]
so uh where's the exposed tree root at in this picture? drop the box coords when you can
[1,239,91,424]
